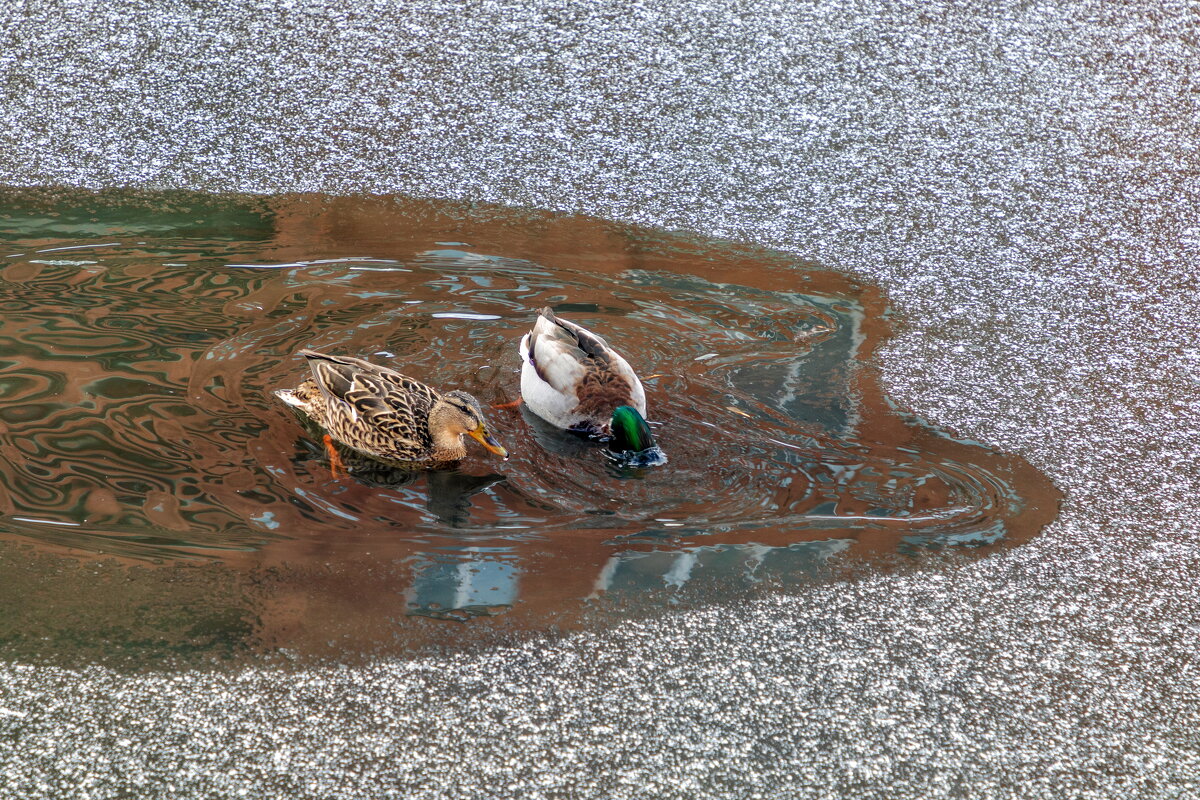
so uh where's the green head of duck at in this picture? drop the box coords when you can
[606,405,668,467]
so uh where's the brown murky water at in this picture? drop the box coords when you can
[0,188,1059,665]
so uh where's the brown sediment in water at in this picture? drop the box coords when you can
[0,189,1059,665]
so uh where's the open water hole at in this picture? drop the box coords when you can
[0,188,1059,666]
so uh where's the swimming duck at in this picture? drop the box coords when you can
[518,308,657,453]
[276,349,507,471]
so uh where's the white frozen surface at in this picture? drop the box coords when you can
[2,0,1199,797]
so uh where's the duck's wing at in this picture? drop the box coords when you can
[520,308,646,418]
[299,349,437,452]
[520,309,600,395]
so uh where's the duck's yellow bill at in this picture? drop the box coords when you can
[470,428,508,459]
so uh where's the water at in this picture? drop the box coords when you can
[0,187,1058,664]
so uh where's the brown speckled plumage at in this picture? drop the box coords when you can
[574,367,638,420]
[276,349,506,464]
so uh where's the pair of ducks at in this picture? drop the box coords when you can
[276,307,659,471]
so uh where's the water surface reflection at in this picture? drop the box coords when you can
[0,188,1059,665]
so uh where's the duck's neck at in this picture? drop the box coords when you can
[430,431,466,461]
[428,402,467,461]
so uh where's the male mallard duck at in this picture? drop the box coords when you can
[276,349,507,470]
[519,308,657,453]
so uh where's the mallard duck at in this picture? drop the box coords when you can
[518,308,657,453]
[276,349,507,469]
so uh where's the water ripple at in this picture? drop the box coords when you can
[0,191,1059,642]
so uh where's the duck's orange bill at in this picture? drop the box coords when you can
[470,428,508,459]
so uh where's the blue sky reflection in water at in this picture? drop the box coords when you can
[0,189,1058,663]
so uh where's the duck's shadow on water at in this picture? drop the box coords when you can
[519,405,667,477]
[519,405,602,459]
[292,437,506,528]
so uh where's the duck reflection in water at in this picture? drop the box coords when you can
[291,435,505,528]
[519,405,664,477]
[276,349,510,525]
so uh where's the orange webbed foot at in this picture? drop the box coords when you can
[323,434,348,479]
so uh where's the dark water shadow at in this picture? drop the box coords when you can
[0,187,1060,669]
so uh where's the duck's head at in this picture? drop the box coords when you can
[608,405,656,453]
[606,405,667,467]
[433,390,508,459]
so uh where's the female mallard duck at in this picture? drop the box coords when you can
[519,308,659,454]
[276,349,507,471]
